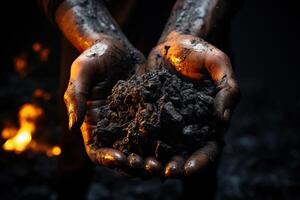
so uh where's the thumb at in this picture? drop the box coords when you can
[64,57,95,131]
[184,141,222,176]
[64,80,87,131]
[204,49,240,123]
[214,78,240,123]
[146,45,165,72]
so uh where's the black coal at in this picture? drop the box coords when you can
[93,69,219,161]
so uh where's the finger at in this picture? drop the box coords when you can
[64,80,87,131]
[84,100,106,125]
[135,63,146,76]
[205,49,240,123]
[90,84,111,100]
[127,153,144,169]
[214,84,240,124]
[144,157,163,176]
[80,114,127,168]
[95,148,127,167]
[64,57,97,130]
[164,155,185,178]
[184,141,221,176]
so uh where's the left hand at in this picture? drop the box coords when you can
[139,31,240,178]
[63,36,146,169]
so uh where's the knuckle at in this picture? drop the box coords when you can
[150,45,163,58]
[215,50,230,61]
[63,91,69,104]
[71,58,89,75]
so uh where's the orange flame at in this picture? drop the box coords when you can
[1,126,17,139]
[2,104,43,153]
[2,104,61,156]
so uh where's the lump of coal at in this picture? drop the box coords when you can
[93,69,219,161]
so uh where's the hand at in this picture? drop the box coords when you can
[147,31,240,123]
[143,31,240,177]
[64,36,146,168]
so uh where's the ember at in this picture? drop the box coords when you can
[14,55,28,77]
[33,88,51,101]
[32,41,51,62]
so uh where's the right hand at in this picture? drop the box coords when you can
[64,36,146,168]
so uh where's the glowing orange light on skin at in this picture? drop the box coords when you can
[165,45,204,80]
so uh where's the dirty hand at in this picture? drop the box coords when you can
[64,36,146,168]
[144,31,240,177]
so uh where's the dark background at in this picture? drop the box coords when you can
[0,0,299,199]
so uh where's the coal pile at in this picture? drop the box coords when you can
[92,69,219,161]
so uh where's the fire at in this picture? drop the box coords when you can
[1,126,17,139]
[1,103,61,156]
[3,129,31,152]
[2,104,42,153]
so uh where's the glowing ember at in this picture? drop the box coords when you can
[14,56,28,77]
[33,89,51,101]
[48,146,61,157]
[32,41,51,61]
[32,42,42,52]
[39,48,50,62]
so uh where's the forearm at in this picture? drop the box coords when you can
[159,0,242,42]
[54,0,134,52]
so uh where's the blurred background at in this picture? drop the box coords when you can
[0,0,299,199]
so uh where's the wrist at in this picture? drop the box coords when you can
[56,10,141,60]
[55,3,103,52]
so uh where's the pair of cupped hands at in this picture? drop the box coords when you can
[64,31,240,178]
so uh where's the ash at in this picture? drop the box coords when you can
[94,69,218,160]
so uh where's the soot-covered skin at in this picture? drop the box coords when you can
[91,69,219,162]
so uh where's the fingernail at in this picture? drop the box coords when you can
[69,113,76,130]
[223,109,231,121]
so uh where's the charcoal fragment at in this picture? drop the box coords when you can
[93,69,218,160]
[155,140,175,160]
